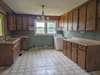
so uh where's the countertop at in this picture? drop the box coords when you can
[63,37,100,46]
[0,36,29,44]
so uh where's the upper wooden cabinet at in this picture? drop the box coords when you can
[16,16,22,31]
[86,0,96,32]
[72,8,79,31]
[97,0,100,32]
[63,14,68,31]
[22,16,28,31]
[72,43,78,63]
[98,0,100,18]
[79,4,87,31]
[7,15,16,31]
[67,12,73,31]
[59,16,64,28]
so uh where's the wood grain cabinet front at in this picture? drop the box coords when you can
[78,4,87,31]
[78,45,86,69]
[86,0,96,31]
[72,43,78,63]
[66,42,72,59]
[7,15,16,31]
[72,8,79,31]
[63,40,67,56]
[67,12,73,31]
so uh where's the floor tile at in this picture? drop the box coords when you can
[0,49,92,75]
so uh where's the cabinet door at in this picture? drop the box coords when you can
[68,12,73,31]
[63,40,67,56]
[78,45,86,69]
[7,15,16,31]
[86,0,96,31]
[98,0,100,18]
[97,0,100,32]
[79,4,87,31]
[66,42,72,59]
[22,16,28,31]
[86,46,98,71]
[63,14,68,31]
[72,43,78,63]
[16,16,22,31]
[72,8,79,31]
[59,16,64,28]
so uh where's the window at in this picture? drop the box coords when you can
[47,21,56,34]
[35,21,45,34]
[35,21,56,35]
[0,14,3,36]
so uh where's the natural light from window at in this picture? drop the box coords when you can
[35,21,45,34]
[47,22,56,34]
[35,21,56,35]
[0,15,3,36]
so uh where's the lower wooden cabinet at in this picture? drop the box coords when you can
[78,45,86,69]
[63,40,67,56]
[21,36,29,50]
[66,42,72,59]
[72,43,78,63]
[63,40,100,71]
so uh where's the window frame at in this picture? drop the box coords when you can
[35,20,57,35]
[0,13,4,36]
[46,21,57,35]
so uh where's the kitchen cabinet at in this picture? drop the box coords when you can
[67,12,73,31]
[63,40,67,56]
[59,16,64,28]
[72,8,79,31]
[66,42,72,59]
[21,36,29,50]
[79,4,87,31]
[29,16,33,26]
[22,16,28,31]
[16,16,22,31]
[63,39,100,71]
[0,38,21,66]
[7,15,16,31]
[97,0,100,32]
[78,45,86,69]
[78,45,100,71]
[98,0,100,18]
[63,14,68,31]
[72,43,78,63]
[86,0,96,31]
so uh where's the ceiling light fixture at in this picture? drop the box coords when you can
[36,4,49,21]
[41,4,45,20]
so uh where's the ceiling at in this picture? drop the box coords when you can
[3,0,88,16]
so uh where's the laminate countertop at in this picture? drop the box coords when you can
[0,36,29,44]
[63,37,100,46]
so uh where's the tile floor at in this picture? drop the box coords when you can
[0,49,98,75]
